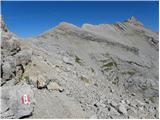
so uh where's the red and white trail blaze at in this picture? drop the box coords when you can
[21,94,30,105]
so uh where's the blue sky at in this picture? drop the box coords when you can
[1,1,159,38]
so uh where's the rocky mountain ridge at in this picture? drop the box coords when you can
[0,16,159,118]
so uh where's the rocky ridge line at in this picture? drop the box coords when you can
[1,16,159,119]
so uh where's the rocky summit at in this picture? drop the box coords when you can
[0,16,159,119]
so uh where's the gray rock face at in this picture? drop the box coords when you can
[1,17,32,86]
[14,50,32,66]
[1,38,20,54]
[1,16,159,119]
[1,17,34,118]
[118,103,127,115]
[126,16,143,26]
[0,84,35,118]
[29,89,86,118]
[2,56,16,80]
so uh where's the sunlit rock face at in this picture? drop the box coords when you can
[1,16,159,119]
[1,17,33,119]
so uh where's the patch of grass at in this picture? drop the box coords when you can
[149,96,155,103]
[114,62,117,68]
[101,58,117,70]
[121,69,136,76]
[102,62,114,68]
[23,75,30,83]
[26,62,32,67]
[104,67,113,71]
[20,75,29,81]
[127,70,136,76]
[112,77,119,86]
[80,76,91,86]
[24,76,29,81]
[102,61,117,72]
[18,75,29,84]
[91,68,95,73]
[55,65,60,68]
[75,55,81,64]
[111,58,117,68]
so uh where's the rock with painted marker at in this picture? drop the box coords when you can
[0,84,35,118]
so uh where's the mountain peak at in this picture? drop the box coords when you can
[128,16,137,22]
[56,22,79,30]
[126,16,143,27]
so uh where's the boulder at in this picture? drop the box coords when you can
[14,50,32,66]
[1,49,10,58]
[0,84,35,118]
[28,76,38,87]
[3,79,16,86]
[62,56,73,65]
[1,39,19,53]
[35,75,51,89]
[47,82,63,92]
[2,56,16,80]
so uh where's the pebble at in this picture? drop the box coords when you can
[63,56,72,65]
[110,101,118,107]
[118,104,127,115]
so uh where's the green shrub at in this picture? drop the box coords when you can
[149,96,155,103]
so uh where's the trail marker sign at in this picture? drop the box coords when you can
[21,94,30,105]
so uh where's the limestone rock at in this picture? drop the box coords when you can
[118,104,127,115]
[14,50,32,66]
[1,39,19,53]
[37,79,46,89]
[47,82,63,92]
[126,16,143,26]
[0,84,35,118]
[1,17,31,86]
[62,56,73,65]
[110,101,118,108]
[2,56,16,80]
